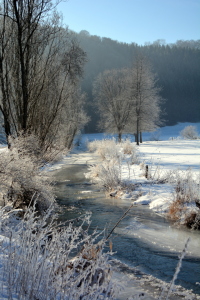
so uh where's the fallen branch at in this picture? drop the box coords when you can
[106,203,134,241]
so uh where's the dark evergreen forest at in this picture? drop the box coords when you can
[75,31,200,133]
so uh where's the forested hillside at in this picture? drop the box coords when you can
[75,31,200,133]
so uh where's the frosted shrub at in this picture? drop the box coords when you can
[120,139,137,157]
[180,125,199,140]
[8,131,68,165]
[87,139,140,192]
[0,206,116,299]
[123,143,140,165]
[87,159,122,191]
[88,139,121,161]
[0,134,54,212]
[87,139,124,191]
[120,139,133,155]
[8,132,43,165]
[168,170,200,228]
[87,140,100,152]
[174,170,199,203]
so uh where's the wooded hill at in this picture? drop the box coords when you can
[75,31,200,133]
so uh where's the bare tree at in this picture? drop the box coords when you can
[93,68,130,142]
[93,59,163,144]
[0,0,87,151]
[128,54,163,145]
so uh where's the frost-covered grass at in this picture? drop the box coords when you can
[0,205,117,300]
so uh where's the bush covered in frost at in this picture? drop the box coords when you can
[168,169,200,229]
[87,160,122,191]
[0,133,54,212]
[88,139,121,161]
[87,139,138,192]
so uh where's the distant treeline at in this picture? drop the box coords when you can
[74,30,200,133]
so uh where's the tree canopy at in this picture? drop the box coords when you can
[0,0,88,151]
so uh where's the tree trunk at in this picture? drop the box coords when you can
[136,117,139,145]
[13,0,29,131]
[3,117,11,148]
[118,131,122,143]
[140,132,142,143]
[0,108,11,147]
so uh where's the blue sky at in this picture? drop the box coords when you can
[57,0,200,45]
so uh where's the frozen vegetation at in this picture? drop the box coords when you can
[0,206,116,300]
[0,123,200,299]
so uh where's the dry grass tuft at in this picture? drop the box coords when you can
[168,199,185,221]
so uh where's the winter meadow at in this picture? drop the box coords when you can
[0,0,200,299]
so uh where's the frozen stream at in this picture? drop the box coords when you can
[50,152,200,299]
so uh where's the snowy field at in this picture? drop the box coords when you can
[139,139,200,173]
[138,122,200,174]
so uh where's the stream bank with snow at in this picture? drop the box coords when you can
[51,152,200,299]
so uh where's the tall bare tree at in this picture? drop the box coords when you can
[0,0,87,150]
[93,68,130,142]
[128,54,163,145]
[93,56,163,144]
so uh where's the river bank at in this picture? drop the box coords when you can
[49,147,200,299]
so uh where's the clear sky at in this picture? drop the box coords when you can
[56,0,200,45]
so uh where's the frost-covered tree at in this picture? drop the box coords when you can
[0,0,87,151]
[128,54,163,145]
[93,58,163,144]
[93,68,130,142]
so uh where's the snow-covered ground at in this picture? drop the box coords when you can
[139,140,200,174]
[128,139,200,214]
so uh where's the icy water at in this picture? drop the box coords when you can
[51,161,200,299]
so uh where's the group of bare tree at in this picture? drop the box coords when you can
[0,0,88,152]
[93,54,163,144]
